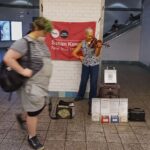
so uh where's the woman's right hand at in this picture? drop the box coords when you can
[79,56,84,62]
[22,68,33,77]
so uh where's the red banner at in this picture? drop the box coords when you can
[45,21,96,60]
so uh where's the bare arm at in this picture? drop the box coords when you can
[72,42,84,61]
[3,49,32,77]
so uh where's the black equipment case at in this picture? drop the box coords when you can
[128,108,145,122]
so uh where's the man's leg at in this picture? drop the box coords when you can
[26,115,38,137]
[26,105,45,150]
[16,112,27,130]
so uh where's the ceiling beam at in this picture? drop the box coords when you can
[0,3,39,9]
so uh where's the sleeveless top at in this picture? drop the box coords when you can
[81,40,100,66]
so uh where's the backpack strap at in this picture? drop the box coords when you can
[23,38,31,68]
[7,38,31,102]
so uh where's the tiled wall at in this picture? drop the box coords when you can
[40,0,105,97]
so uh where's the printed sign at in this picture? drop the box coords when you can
[45,21,96,60]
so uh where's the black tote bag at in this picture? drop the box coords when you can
[0,38,31,92]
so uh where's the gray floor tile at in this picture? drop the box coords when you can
[141,143,150,150]
[0,121,14,130]
[105,133,121,143]
[67,117,84,124]
[46,131,66,141]
[20,143,34,150]
[0,139,23,150]
[86,124,103,133]
[103,124,118,134]
[0,129,9,139]
[67,131,85,141]
[5,129,26,140]
[49,121,67,132]
[116,125,133,133]
[136,134,150,144]
[86,132,106,142]
[0,113,16,122]
[132,126,150,135]
[119,133,139,143]
[67,122,85,132]
[107,143,124,150]
[65,141,86,150]
[87,142,108,150]
[123,143,144,150]
[44,140,65,150]
[129,122,147,127]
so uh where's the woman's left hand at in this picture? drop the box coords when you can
[96,42,102,48]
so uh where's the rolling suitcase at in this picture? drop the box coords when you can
[99,83,120,98]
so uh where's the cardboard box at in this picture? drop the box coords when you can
[92,98,100,121]
[110,98,119,115]
[100,98,110,115]
[119,98,128,122]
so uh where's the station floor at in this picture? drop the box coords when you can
[0,63,150,150]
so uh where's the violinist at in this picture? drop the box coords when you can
[72,27,102,115]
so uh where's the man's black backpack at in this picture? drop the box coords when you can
[0,38,31,93]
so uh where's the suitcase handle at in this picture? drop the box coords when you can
[128,108,144,112]
[106,66,115,70]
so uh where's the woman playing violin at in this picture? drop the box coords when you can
[72,27,102,115]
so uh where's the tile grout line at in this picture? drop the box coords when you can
[129,122,145,150]
[114,123,126,150]
[102,124,109,149]
[84,111,88,150]
[64,117,69,150]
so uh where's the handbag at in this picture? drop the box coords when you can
[0,38,31,92]
[50,100,75,119]
[56,100,75,119]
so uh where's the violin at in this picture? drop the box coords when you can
[89,38,110,48]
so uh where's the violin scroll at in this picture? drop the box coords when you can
[102,42,110,48]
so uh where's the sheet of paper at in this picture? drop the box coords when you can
[104,69,117,83]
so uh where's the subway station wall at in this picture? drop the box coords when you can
[140,0,150,66]
[102,26,141,61]
[0,7,39,48]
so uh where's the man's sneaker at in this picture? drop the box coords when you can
[28,136,44,150]
[16,113,26,130]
